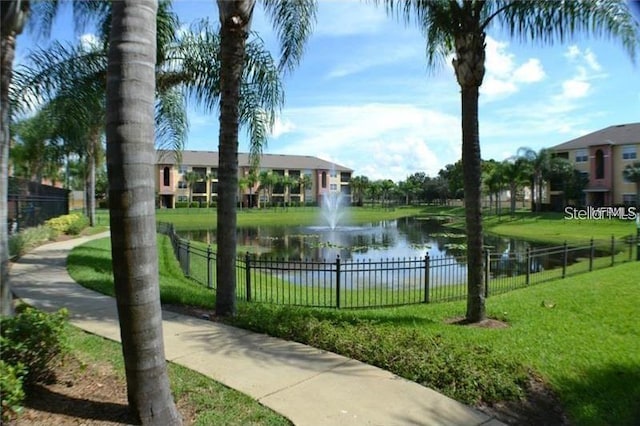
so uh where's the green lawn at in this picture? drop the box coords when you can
[68,231,640,425]
[66,324,290,425]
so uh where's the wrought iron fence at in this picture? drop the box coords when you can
[158,222,639,309]
[8,177,70,234]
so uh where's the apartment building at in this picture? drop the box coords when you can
[549,123,639,207]
[155,150,353,208]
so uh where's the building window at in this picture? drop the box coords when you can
[179,165,187,174]
[163,167,170,186]
[575,149,588,163]
[210,168,218,178]
[330,184,337,191]
[177,195,188,202]
[622,194,635,206]
[622,146,637,160]
[178,181,188,189]
[595,149,604,179]
[321,171,327,188]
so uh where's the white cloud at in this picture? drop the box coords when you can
[270,117,295,138]
[270,103,461,180]
[314,1,390,37]
[326,43,421,79]
[79,33,100,50]
[480,37,545,100]
[561,79,590,99]
[513,59,545,83]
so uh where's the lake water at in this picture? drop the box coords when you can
[178,216,581,267]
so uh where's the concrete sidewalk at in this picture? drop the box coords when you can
[9,233,503,426]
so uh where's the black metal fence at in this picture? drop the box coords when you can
[8,177,70,234]
[158,222,639,309]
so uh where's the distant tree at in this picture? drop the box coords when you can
[350,175,370,206]
[501,157,530,215]
[438,161,464,200]
[517,147,552,212]
[298,173,312,205]
[183,171,200,207]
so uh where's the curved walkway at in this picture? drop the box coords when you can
[9,233,503,426]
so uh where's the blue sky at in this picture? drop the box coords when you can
[15,0,640,180]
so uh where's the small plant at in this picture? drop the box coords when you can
[0,306,69,385]
[0,360,26,423]
[45,213,89,236]
[8,225,58,257]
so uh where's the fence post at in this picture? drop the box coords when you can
[423,254,430,303]
[610,235,615,266]
[484,249,490,298]
[589,238,594,272]
[206,245,213,289]
[335,255,341,309]
[245,252,252,302]
[185,240,191,277]
[525,247,531,286]
[562,241,568,278]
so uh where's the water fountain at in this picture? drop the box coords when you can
[321,190,345,230]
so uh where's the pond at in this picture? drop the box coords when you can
[177,216,593,274]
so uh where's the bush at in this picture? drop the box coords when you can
[0,306,69,386]
[0,360,26,423]
[45,213,88,236]
[8,225,58,258]
[175,202,189,208]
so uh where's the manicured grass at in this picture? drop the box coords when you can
[66,324,290,425]
[154,205,426,230]
[68,232,640,425]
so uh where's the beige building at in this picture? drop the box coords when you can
[549,122,639,207]
[155,150,353,208]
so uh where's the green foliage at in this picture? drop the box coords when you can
[8,225,58,257]
[45,213,89,235]
[0,306,69,385]
[231,304,526,404]
[0,360,26,423]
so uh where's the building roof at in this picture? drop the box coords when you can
[156,150,353,172]
[550,122,640,151]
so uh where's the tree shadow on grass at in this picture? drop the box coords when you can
[553,363,640,425]
[24,385,139,425]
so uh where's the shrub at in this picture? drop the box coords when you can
[0,306,69,385]
[0,360,26,423]
[175,202,189,208]
[45,213,88,235]
[8,225,58,258]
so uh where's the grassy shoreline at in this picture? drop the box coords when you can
[69,207,640,424]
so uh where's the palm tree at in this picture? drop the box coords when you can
[1,1,30,317]
[215,0,317,317]
[623,161,640,208]
[378,0,639,323]
[298,173,312,205]
[501,157,530,216]
[517,147,552,212]
[105,1,181,423]
[258,169,278,208]
[183,170,200,207]
[350,175,370,207]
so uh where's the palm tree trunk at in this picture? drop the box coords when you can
[106,1,181,424]
[87,128,99,227]
[0,32,16,316]
[461,84,486,323]
[216,0,254,317]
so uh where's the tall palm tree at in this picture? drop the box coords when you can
[105,1,181,423]
[501,157,530,216]
[350,175,370,207]
[215,0,317,317]
[517,147,552,212]
[183,170,200,207]
[623,161,640,208]
[1,0,30,317]
[298,173,312,205]
[378,0,639,323]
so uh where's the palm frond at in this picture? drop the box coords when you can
[155,87,188,152]
[262,0,318,73]
[497,0,640,61]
